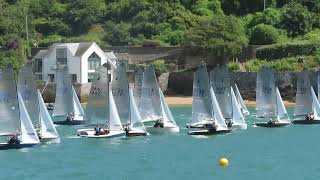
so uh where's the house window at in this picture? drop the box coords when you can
[33,59,42,72]
[88,73,95,82]
[56,48,67,65]
[48,74,55,82]
[88,52,101,70]
[70,74,77,83]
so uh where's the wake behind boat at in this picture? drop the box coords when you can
[253,67,290,128]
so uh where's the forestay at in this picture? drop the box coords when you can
[85,64,109,125]
[53,66,73,117]
[111,63,130,125]
[275,87,290,122]
[129,89,145,131]
[210,65,232,118]
[18,93,40,144]
[133,69,143,110]
[159,87,177,126]
[38,90,59,140]
[0,65,20,136]
[140,65,162,121]
[230,87,247,128]
[190,64,213,124]
[294,71,312,116]
[256,67,277,118]
[17,62,39,128]
[210,87,228,131]
[72,86,84,116]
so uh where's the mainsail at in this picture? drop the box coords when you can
[109,91,124,131]
[275,87,290,122]
[38,90,59,140]
[17,62,39,128]
[111,63,130,125]
[294,71,312,116]
[129,89,145,131]
[210,65,232,118]
[230,87,247,128]
[140,65,162,121]
[210,87,228,131]
[53,66,73,116]
[159,87,177,126]
[133,69,143,109]
[190,64,213,124]
[256,67,277,118]
[18,93,40,144]
[85,64,109,125]
[0,65,20,136]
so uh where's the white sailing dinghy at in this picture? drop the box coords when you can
[17,62,39,129]
[293,71,320,124]
[112,63,147,136]
[37,90,60,143]
[77,64,125,138]
[230,87,247,129]
[234,83,250,116]
[53,66,84,125]
[140,65,179,133]
[0,65,40,150]
[253,67,290,127]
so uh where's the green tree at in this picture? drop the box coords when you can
[184,15,248,61]
[280,2,313,37]
[249,24,284,45]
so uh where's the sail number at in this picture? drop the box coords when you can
[262,86,272,95]
[215,87,226,94]
[193,88,205,97]
[142,87,156,97]
[0,92,11,104]
[112,87,124,97]
[89,86,106,96]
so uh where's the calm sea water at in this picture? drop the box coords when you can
[1,106,320,180]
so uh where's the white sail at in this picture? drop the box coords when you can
[234,83,249,116]
[17,62,39,128]
[230,87,247,129]
[140,65,162,121]
[37,90,59,140]
[133,69,143,110]
[256,67,277,118]
[210,87,228,131]
[275,87,290,122]
[53,66,73,116]
[311,87,320,119]
[111,63,130,125]
[129,89,146,131]
[318,73,320,102]
[190,64,213,124]
[85,64,109,125]
[159,87,178,127]
[18,93,40,144]
[72,86,84,116]
[0,65,20,135]
[294,71,312,116]
[210,65,232,118]
[109,91,124,131]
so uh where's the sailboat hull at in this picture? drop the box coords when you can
[77,129,126,138]
[188,129,231,136]
[253,121,291,127]
[54,120,85,125]
[292,120,320,124]
[0,143,38,150]
[145,126,179,134]
[39,136,60,143]
[186,120,215,129]
[126,131,148,137]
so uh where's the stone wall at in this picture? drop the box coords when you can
[167,71,319,101]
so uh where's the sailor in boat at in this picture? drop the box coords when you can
[153,119,164,128]
[204,122,218,132]
[94,125,109,136]
[66,112,75,122]
[226,119,233,128]
[7,132,21,145]
[305,112,315,121]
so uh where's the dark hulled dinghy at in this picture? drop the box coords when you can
[53,65,85,125]
[0,65,40,150]
[292,72,320,124]
[253,67,291,127]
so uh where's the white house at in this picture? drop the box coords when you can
[32,42,117,83]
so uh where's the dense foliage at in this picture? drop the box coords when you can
[2,0,320,71]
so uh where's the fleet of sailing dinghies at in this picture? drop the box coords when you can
[0,65,40,150]
[53,65,85,125]
[253,67,291,127]
[140,65,179,133]
[77,64,126,138]
[292,71,320,124]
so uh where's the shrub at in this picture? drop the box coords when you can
[249,24,282,45]
[227,62,241,72]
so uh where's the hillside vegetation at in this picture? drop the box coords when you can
[1,0,320,71]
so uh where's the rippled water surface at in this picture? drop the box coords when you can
[1,106,319,180]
